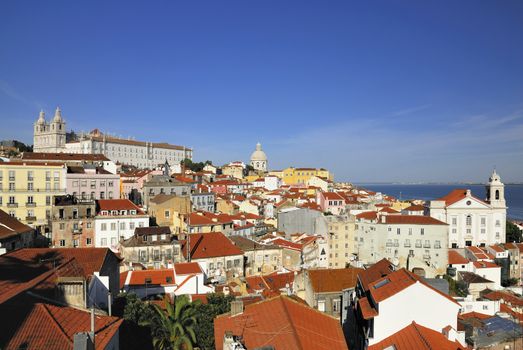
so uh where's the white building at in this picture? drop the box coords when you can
[33,108,66,153]
[250,142,268,172]
[32,108,192,168]
[353,262,462,348]
[428,171,507,248]
[355,214,449,277]
[94,199,149,251]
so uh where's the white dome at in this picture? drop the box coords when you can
[250,142,267,161]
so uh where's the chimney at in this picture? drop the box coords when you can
[73,332,94,350]
[230,300,244,316]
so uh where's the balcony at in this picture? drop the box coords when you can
[423,243,431,248]
[25,216,37,222]
[7,203,18,208]
[26,202,36,207]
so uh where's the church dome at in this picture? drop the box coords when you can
[52,107,63,123]
[250,142,267,162]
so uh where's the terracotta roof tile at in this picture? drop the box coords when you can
[96,199,145,214]
[448,250,469,265]
[128,269,175,286]
[174,262,202,275]
[384,215,447,225]
[214,295,348,350]
[180,232,243,259]
[368,321,466,350]
[308,268,364,293]
[5,303,122,350]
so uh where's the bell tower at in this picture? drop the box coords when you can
[486,170,506,208]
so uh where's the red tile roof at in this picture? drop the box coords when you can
[368,321,466,350]
[473,261,499,269]
[174,262,202,275]
[127,269,175,286]
[271,238,303,251]
[403,204,425,211]
[21,152,110,162]
[180,232,244,259]
[5,303,122,350]
[97,199,145,214]
[458,311,491,320]
[437,189,486,206]
[245,272,295,294]
[483,290,523,307]
[358,259,396,291]
[359,296,378,320]
[214,295,349,350]
[384,215,447,225]
[356,211,378,220]
[0,209,33,239]
[448,250,469,265]
[308,268,364,293]
[379,207,400,214]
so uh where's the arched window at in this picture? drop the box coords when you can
[466,215,472,226]
[495,190,500,200]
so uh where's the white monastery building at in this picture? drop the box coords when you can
[428,170,506,248]
[33,107,192,168]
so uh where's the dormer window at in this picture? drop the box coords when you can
[112,210,118,216]
[130,210,137,215]
[120,210,127,215]
[101,210,108,215]
[145,277,152,284]
[143,235,148,242]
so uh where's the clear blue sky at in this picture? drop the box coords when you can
[1,1,522,182]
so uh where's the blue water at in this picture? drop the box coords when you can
[357,184,523,221]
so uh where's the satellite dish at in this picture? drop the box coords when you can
[391,257,399,266]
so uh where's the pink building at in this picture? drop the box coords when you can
[120,169,162,199]
[317,191,347,215]
[66,165,120,200]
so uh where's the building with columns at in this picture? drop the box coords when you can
[32,108,192,169]
[33,107,66,153]
[428,171,507,248]
[250,142,267,172]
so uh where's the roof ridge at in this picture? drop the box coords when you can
[412,322,434,350]
[279,297,304,349]
[41,304,74,346]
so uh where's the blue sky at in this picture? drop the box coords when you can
[1,1,522,182]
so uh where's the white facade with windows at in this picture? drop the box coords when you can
[33,108,192,169]
[355,215,449,277]
[95,214,149,252]
[428,171,506,248]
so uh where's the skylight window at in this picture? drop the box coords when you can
[374,279,391,289]
[384,346,396,350]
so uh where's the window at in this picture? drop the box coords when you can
[8,170,15,181]
[109,191,113,199]
[120,222,126,230]
[452,217,457,225]
[481,217,486,226]
[59,223,65,230]
[59,240,66,247]
[27,196,34,204]
[72,180,79,187]
[397,228,401,235]
[420,228,425,235]
[46,182,51,190]
[466,215,472,226]
[317,300,326,312]
[86,222,92,228]
[100,191,105,199]
[110,223,116,230]
[164,210,170,218]
[111,237,116,246]
[8,196,15,204]
[130,222,135,230]
[28,182,33,191]
[86,238,92,245]
[46,196,51,206]
[108,181,114,187]
[45,171,51,181]
[9,183,15,191]
[332,299,340,313]
[101,223,107,231]
[54,182,59,190]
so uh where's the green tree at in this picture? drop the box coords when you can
[122,293,156,326]
[152,295,198,350]
[506,221,523,243]
[194,293,235,350]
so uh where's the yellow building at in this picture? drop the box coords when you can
[281,167,333,185]
[326,215,356,268]
[0,161,66,233]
